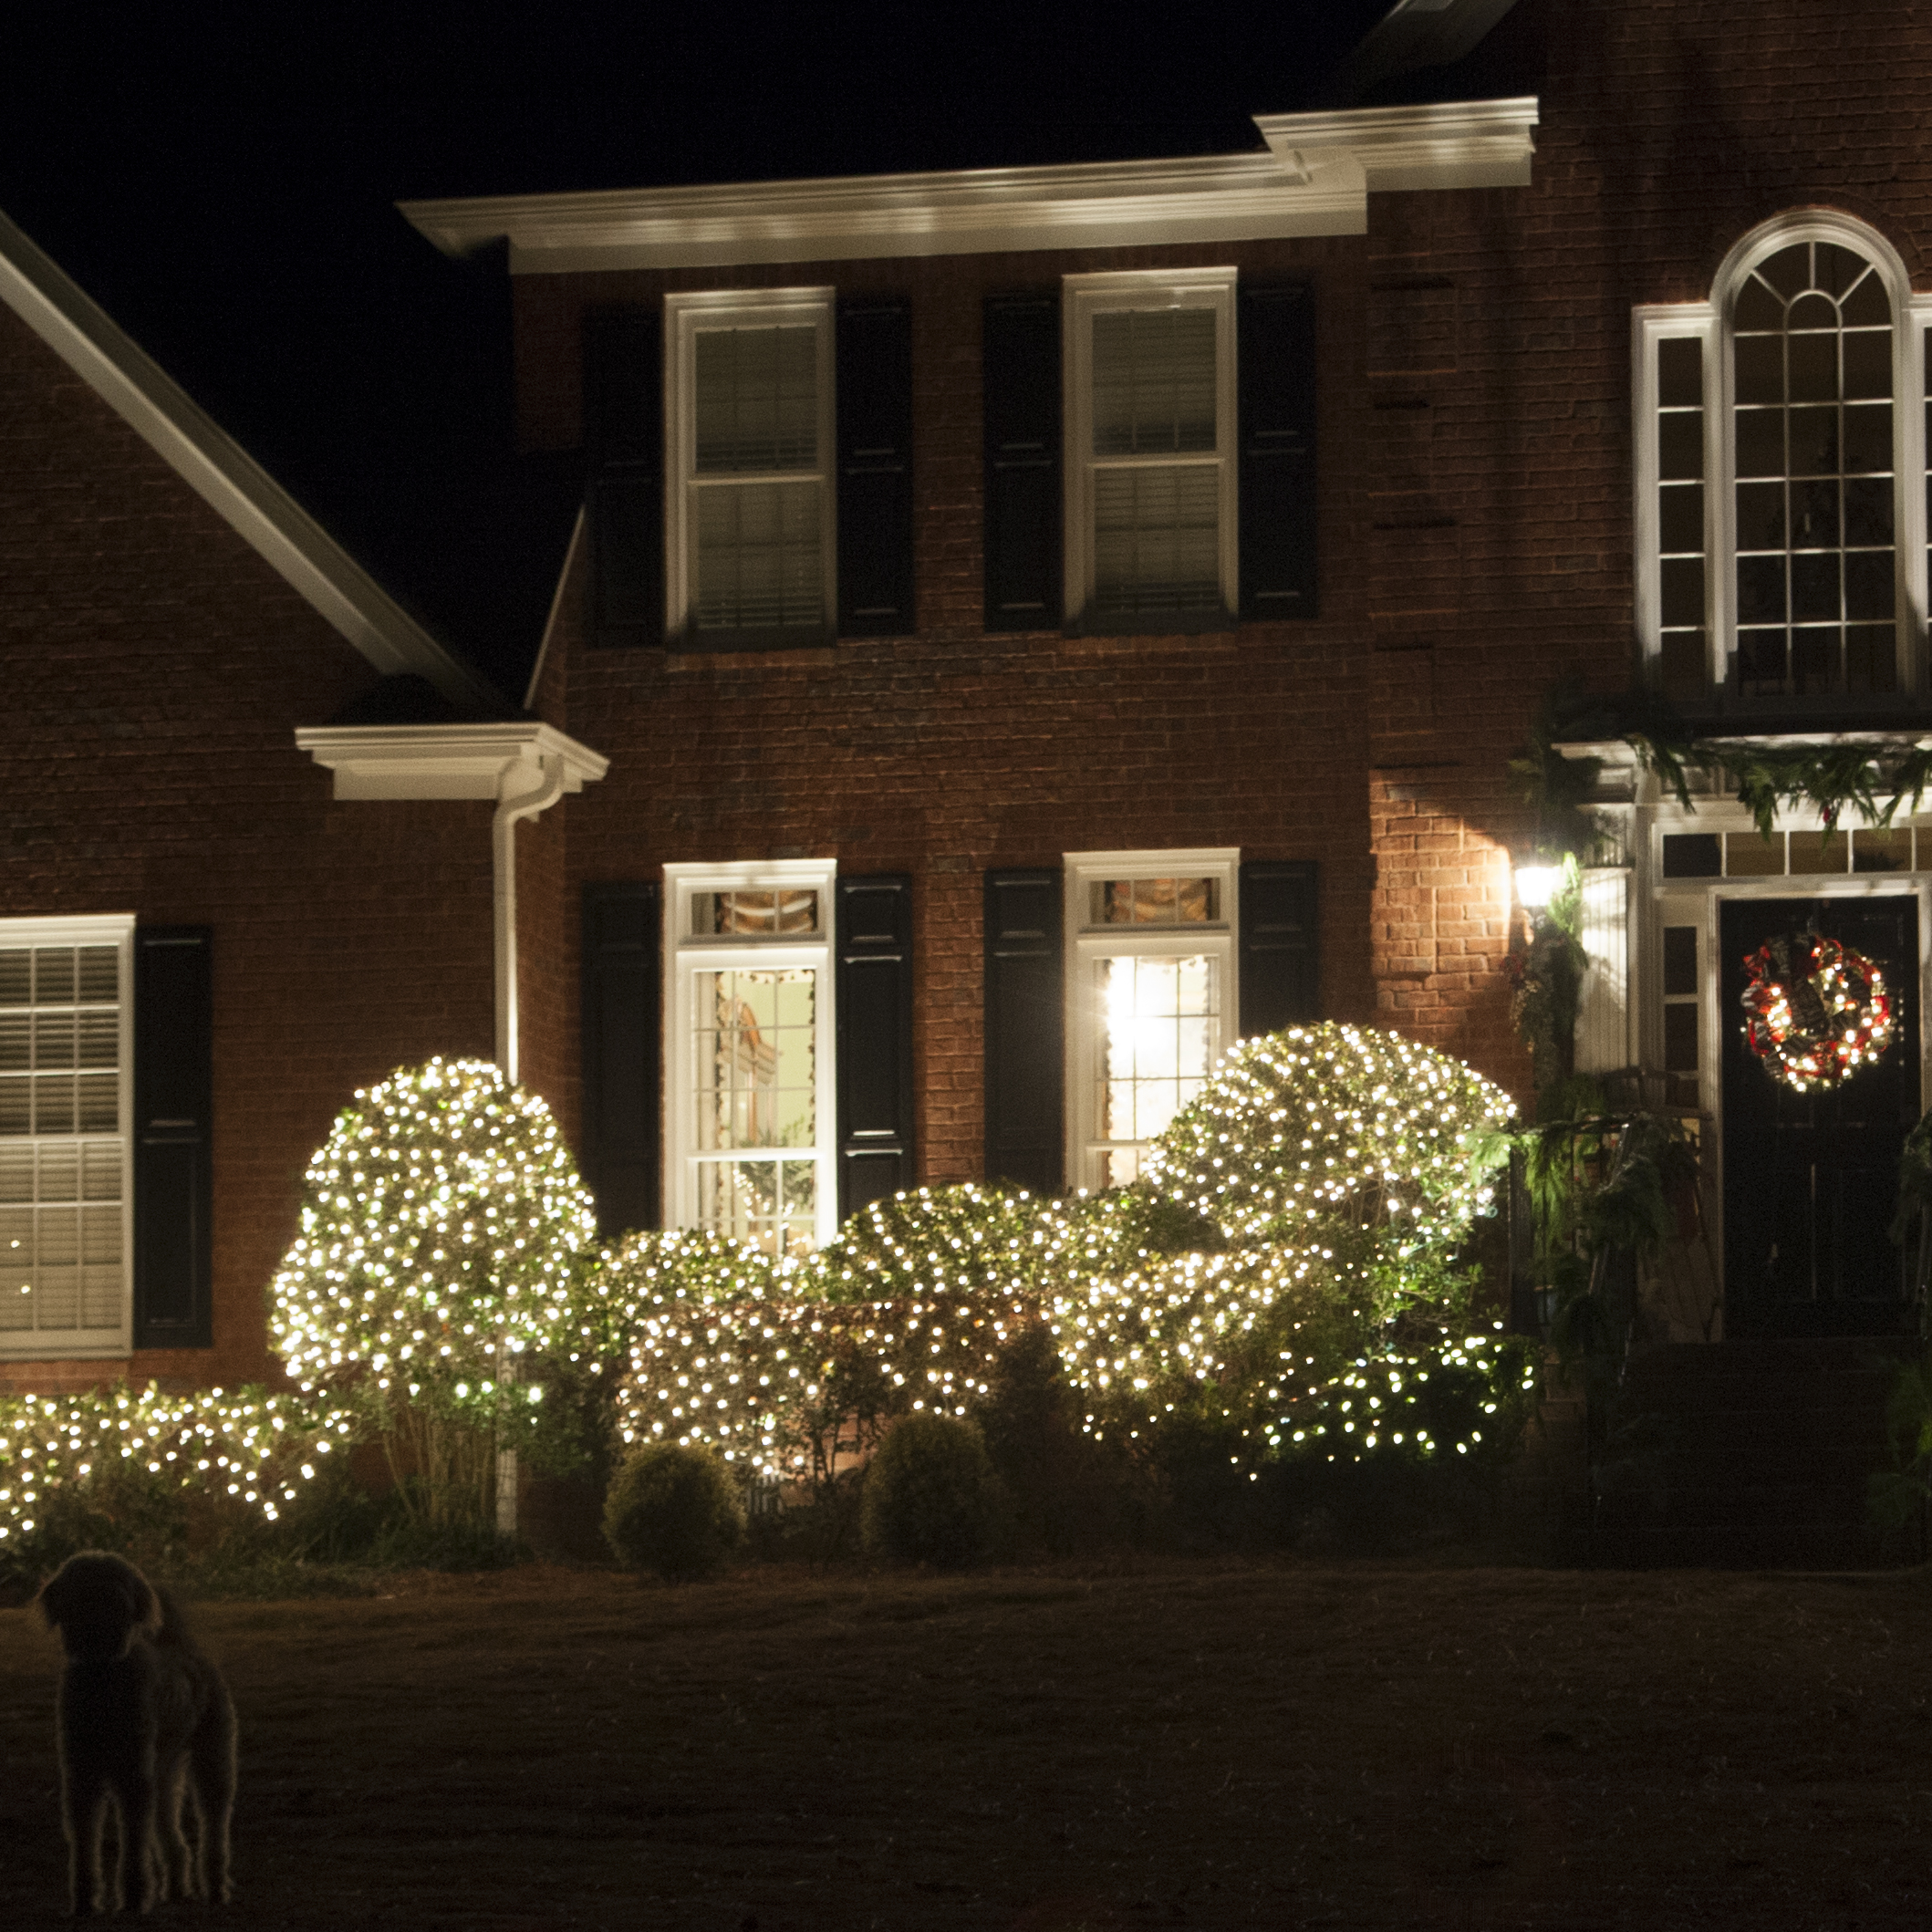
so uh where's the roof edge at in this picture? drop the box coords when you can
[400,97,1537,274]
[0,206,504,716]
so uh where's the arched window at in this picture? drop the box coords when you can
[1636,213,1929,706]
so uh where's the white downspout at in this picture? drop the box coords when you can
[489,748,566,1536]
[492,751,567,1084]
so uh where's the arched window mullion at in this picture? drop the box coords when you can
[1710,213,1915,708]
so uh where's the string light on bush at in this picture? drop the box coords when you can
[267,1057,597,1427]
[0,1382,356,1542]
[1146,1023,1516,1255]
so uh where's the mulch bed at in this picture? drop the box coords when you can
[2,1557,1927,1929]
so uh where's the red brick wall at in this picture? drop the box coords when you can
[521,239,1381,1187]
[0,304,497,1392]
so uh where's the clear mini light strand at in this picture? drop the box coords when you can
[0,1382,356,1542]
[268,1057,598,1429]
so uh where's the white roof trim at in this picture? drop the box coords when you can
[295,721,609,801]
[0,206,503,715]
[400,99,1537,274]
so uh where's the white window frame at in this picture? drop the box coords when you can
[664,286,837,646]
[0,913,136,1361]
[1062,268,1239,631]
[1634,210,1932,699]
[1063,847,1240,1192]
[662,858,838,1251]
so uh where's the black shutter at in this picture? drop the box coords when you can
[584,306,664,648]
[1239,861,1320,1037]
[836,298,915,637]
[581,882,660,1238]
[836,874,915,1219]
[133,927,212,1349]
[982,293,1062,631]
[1238,282,1318,621]
[983,869,1063,1193]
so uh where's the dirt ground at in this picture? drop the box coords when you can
[1,1557,1927,1930]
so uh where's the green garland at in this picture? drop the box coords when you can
[1512,680,1932,854]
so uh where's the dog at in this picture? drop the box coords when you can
[36,1552,236,1916]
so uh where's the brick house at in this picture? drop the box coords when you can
[11,0,1932,1412]
[395,0,1932,1349]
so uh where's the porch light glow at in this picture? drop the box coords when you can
[1513,862,1562,909]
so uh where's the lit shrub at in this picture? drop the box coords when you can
[1148,1022,1515,1269]
[602,1442,744,1580]
[859,1411,1000,1569]
[267,1057,598,1431]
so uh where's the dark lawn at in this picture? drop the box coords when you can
[1,1559,1927,1929]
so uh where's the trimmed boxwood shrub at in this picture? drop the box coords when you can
[603,1444,744,1579]
[860,1412,999,1569]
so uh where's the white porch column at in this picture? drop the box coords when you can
[1575,865,1634,1075]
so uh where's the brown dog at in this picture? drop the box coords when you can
[36,1551,236,1915]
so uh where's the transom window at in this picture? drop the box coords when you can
[1065,271,1238,631]
[0,917,133,1354]
[667,289,835,649]
[1065,849,1238,1190]
[665,862,836,1255]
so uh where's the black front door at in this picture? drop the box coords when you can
[1720,895,1920,1337]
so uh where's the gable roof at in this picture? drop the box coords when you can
[0,206,504,716]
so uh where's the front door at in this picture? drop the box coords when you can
[1720,895,1920,1337]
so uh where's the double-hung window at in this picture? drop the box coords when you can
[1064,270,1238,631]
[1064,849,1238,1191]
[0,916,133,1356]
[666,288,836,649]
[664,861,837,1254]
[1636,213,1932,703]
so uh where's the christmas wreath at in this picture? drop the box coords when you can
[1740,931,1896,1093]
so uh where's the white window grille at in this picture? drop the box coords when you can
[1064,849,1239,1191]
[1065,270,1237,630]
[0,915,134,1356]
[1635,212,1932,703]
[667,288,836,646]
[664,862,836,1253]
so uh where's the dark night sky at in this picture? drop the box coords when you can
[0,2,1396,699]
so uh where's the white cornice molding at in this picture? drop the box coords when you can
[400,99,1537,274]
[294,722,609,801]
[1252,98,1539,192]
[0,207,504,716]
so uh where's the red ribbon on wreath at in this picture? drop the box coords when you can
[1740,930,1896,1093]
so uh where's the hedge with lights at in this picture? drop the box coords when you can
[0,1381,357,1560]
[267,1057,598,1434]
[597,1027,1528,1483]
[0,1026,1533,1557]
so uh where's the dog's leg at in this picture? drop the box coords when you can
[122,1771,161,1915]
[153,1760,193,1903]
[171,1765,203,1902]
[193,1700,237,1905]
[59,1773,106,1916]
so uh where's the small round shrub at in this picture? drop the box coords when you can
[602,1444,744,1580]
[860,1412,999,1569]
